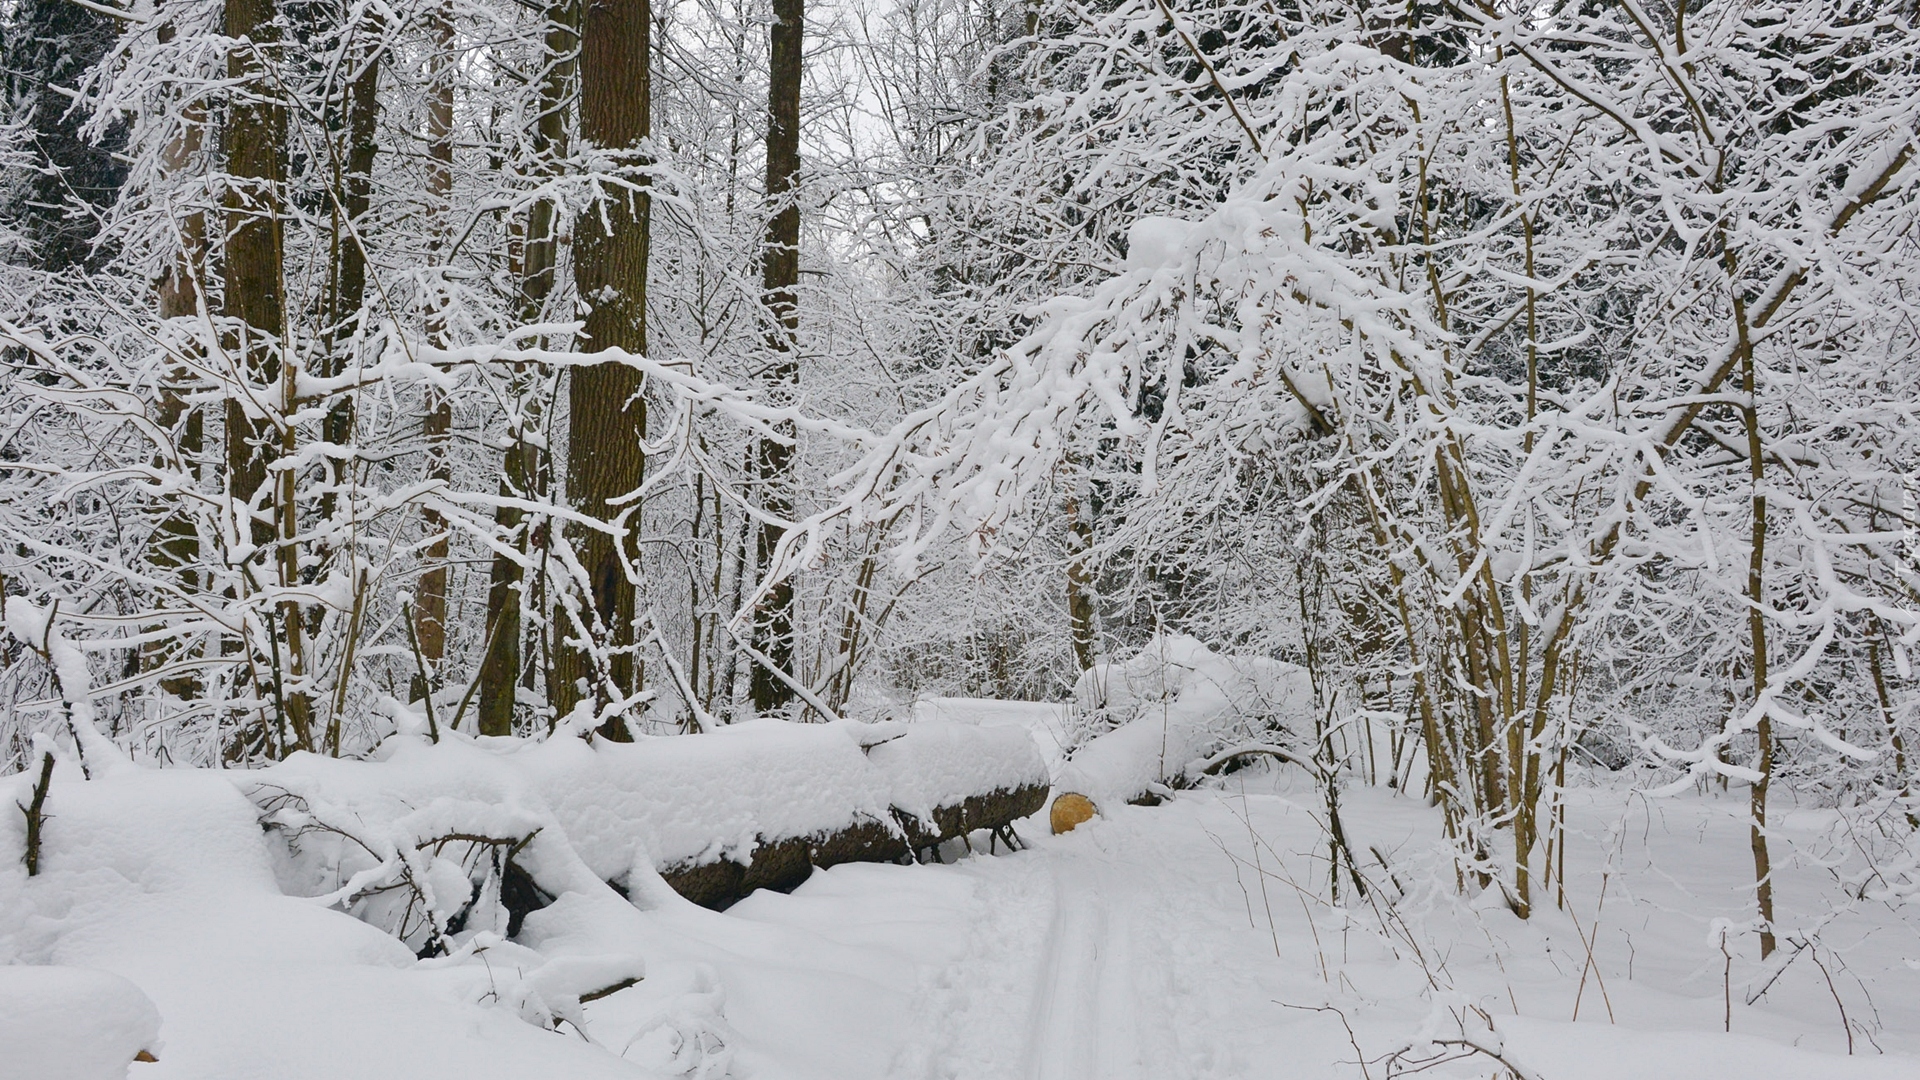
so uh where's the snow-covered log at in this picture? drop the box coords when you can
[651,721,1048,908]
[865,720,1050,846]
[1056,635,1313,815]
[250,719,1048,919]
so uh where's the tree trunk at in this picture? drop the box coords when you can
[412,1,456,704]
[147,21,206,696]
[223,0,311,753]
[316,15,381,755]
[324,16,380,482]
[1738,299,1776,960]
[1064,476,1096,672]
[554,0,649,734]
[749,0,803,716]
[480,1,577,736]
[223,0,283,548]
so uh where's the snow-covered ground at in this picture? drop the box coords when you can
[6,746,1919,1078]
[734,775,1920,1079]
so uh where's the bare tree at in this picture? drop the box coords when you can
[749,0,803,715]
[554,0,652,733]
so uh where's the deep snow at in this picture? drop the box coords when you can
[5,732,1919,1078]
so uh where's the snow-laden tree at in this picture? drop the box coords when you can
[2,0,1918,952]
[0,0,915,765]
[798,0,1920,925]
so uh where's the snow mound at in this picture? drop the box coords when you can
[0,965,160,1080]
[1060,634,1313,807]
[248,736,611,950]
[0,762,415,971]
[1071,633,1311,730]
[0,758,666,1080]
[910,697,1073,776]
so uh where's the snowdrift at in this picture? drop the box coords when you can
[0,966,160,1080]
[1057,634,1314,813]
[910,696,1074,776]
[1,717,1047,1077]
[0,759,667,1080]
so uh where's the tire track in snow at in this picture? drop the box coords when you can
[1022,858,1107,1079]
[891,815,1198,1080]
[1021,838,1177,1080]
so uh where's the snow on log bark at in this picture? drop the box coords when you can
[654,721,1049,908]
[246,718,1049,924]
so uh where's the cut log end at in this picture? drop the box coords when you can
[1050,792,1097,834]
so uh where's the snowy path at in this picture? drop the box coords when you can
[722,781,1920,1080]
[873,791,1305,1080]
[1022,845,1168,1079]
[1023,855,1126,1079]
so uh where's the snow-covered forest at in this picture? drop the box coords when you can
[2,0,1919,1076]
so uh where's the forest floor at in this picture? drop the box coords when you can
[677,773,1920,1080]
[8,754,1920,1078]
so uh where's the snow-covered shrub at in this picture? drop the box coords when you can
[1072,634,1312,747]
[1059,634,1313,807]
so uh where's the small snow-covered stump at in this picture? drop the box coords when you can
[0,965,162,1079]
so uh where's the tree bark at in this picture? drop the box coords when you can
[1738,299,1776,959]
[554,0,649,733]
[315,14,382,755]
[324,15,381,477]
[481,2,578,736]
[223,0,312,753]
[147,20,206,695]
[223,0,284,550]
[749,0,803,715]
[659,781,1047,910]
[1064,478,1096,673]
[412,1,456,704]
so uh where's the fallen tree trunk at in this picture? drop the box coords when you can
[653,721,1049,908]
[894,782,1048,851]
[1052,635,1314,828]
[249,718,1053,928]
[656,779,1048,909]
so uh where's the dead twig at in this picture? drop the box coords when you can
[578,977,641,1004]
[18,749,54,875]
[401,600,441,742]
[1388,1007,1547,1080]
[1280,1001,1378,1080]
[1808,943,1855,1054]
